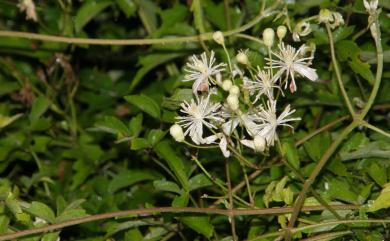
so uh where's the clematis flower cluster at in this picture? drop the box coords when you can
[170,28,318,159]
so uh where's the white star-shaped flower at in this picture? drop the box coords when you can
[266,43,318,93]
[184,51,226,95]
[176,93,224,144]
[250,100,300,146]
[243,68,281,103]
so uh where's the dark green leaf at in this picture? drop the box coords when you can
[124,94,161,119]
[154,141,189,191]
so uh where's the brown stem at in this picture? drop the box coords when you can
[0,205,361,241]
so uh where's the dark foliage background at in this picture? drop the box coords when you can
[0,0,389,240]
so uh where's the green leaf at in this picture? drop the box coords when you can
[367,163,387,186]
[189,174,212,191]
[129,53,183,92]
[0,113,23,129]
[0,215,9,234]
[124,94,161,119]
[368,184,390,212]
[154,141,189,191]
[162,89,193,110]
[74,0,113,33]
[304,132,331,161]
[55,209,87,223]
[327,178,358,204]
[116,0,136,17]
[147,129,166,146]
[94,116,131,136]
[172,191,189,207]
[29,96,50,121]
[130,137,150,150]
[41,232,60,241]
[108,170,158,193]
[336,40,375,84]
[129,113,143,137]
[25,201,55,223]
[153,179,181,194]
[281,139,300,169]
[181,216,214,238]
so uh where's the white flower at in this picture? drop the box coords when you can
[236,50,249,65]
[363,0,378,13]
[170,124,184,142]
[241,135,266,152]
[263,28,275,47]
[203,133,230,158]
[243,68,281,103]
[250,100,300,146]
[176,93,224,144]
[18,0,38,21]
[266,43,318,93]
[184,51,226,95]
[213,31,225,45]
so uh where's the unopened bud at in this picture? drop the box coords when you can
[227,94,239,111]
[170,124,184,142]
[213,31,225,45]
[222,79,233,91]
[236,51,249,65]
[253,135,266,152]
[263,28,275,47]
[318,9,332,23]
[277,26,287,40]
[229,85,240,96]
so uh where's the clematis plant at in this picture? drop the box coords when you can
[169,27,319,163]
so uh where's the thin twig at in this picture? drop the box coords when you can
[325,23,355,117]
[226,160,237,241]
[0,9,278,46]
[295,115,349,146]
[0,205,361,241]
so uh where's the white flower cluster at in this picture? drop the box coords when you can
[170,28,318,158]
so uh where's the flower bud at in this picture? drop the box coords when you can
[253,135,266,152]
[236,51,249,65]
[170,124,184,142]
[227,94,239,111]
[213,31,225,45]
[277,26,287,40]
[263,28,275,47]
[222,79,233,91]
[229,85,240,96]
[318,9,332,23]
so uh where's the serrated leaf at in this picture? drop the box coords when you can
[124,94,160,119]
[26,201,55,223]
